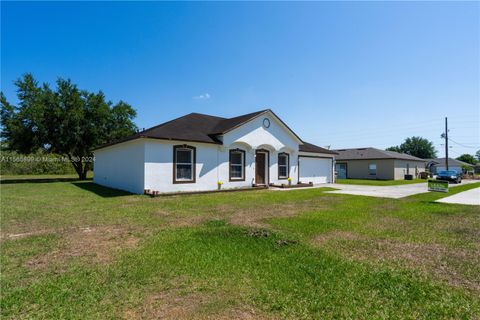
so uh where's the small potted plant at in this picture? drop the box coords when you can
[217,181,224,190]
[287,177,292,186]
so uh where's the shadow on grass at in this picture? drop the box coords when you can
[0,177,91,184]
[72,182,133,198]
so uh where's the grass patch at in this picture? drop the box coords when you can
[2,225,478,319]
[1,176,479,319]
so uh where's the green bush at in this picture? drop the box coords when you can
[0,150,76,175]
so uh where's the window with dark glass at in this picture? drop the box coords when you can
[278,153,289,179]
[229,149,245,181]
[173,145,195,183]
[368,163,377,175]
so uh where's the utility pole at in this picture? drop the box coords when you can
[445,117,449,170]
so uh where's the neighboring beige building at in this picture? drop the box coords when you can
[334,147,426,180]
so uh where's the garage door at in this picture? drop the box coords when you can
[299,157,332,184]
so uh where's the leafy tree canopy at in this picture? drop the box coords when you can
[456,154,478,165]
[476,150,480,162]
[386,136,437,159]
[385,146,402,153]
[1,74,137,179]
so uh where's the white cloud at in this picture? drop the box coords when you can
[193,93,211,100]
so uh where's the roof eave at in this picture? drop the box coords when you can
[217,109,304,144]
[93,135,221,151]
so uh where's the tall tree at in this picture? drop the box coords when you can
[1,74,137,179]
[456,154,477,165]
[476,150,480,162]
[386,136,437,159]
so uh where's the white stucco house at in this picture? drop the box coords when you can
[93,109,337,194]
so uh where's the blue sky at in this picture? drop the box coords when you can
[2,1,479,157]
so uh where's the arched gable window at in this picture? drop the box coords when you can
[173,145,196,183]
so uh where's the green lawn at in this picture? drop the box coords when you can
[1,176,479,319]
[336,178,427,186]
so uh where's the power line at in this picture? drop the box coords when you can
[317,126,446,139]
[313,119,445,136]
[314,116,478,152]
[316,122,478,140]
[448,149,461,156]
[448,138,480,149]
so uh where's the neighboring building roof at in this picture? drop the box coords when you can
[334,147,425,161]
[95,109,329,154]
[300,142,338,155]
[430,158,474,168]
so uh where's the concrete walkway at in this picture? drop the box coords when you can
[326,183,428,199]
[271,180,478,199]
[325,181,478,199]
[435,187,480,205]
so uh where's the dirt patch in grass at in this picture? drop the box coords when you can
[229,205,296,228]
[229,200,335,228]
[124,288,272,320]
[437,215,480,245]
[314,232,480,292]
[365,215,409,232]
[26,226,142,270]
[154,198,338,230]
[353,240,480,292]
[370,201,400,213]
[445,225,480,243]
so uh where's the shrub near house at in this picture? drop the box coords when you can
[0,150,76,175]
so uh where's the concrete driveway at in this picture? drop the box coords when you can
[435,187,480,205]
[325,180,478,199]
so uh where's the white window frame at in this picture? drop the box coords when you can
[175,147,194,182]
[229,149,245,181]
[278,153,289,179]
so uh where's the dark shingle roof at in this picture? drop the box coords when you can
[96,109,334,154]
[300,142,338,155]
[334,147,425,161]
[136,112,225,144]
[96,109,295,150]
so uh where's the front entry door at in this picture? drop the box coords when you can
[335,163,347,179]
[256,152,266,185]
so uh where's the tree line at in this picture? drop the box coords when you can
[387,136,479,165]
[1,74,137,179]
[1,74,478,179]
